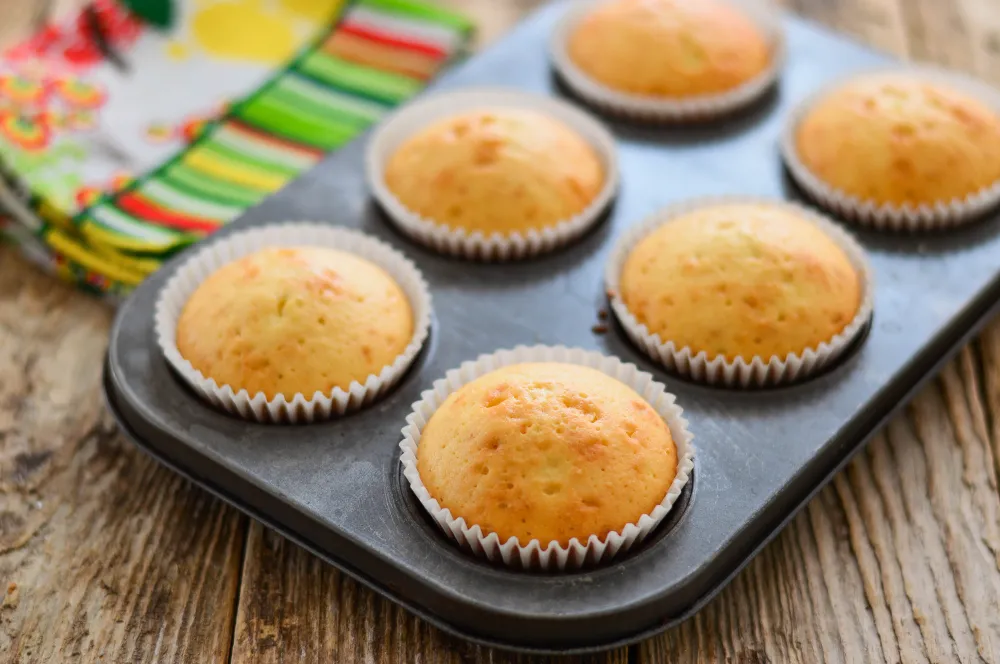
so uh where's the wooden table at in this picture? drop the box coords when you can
[3,0,1000,662]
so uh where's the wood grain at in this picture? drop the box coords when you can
[437,0,548,49]
[784,0,910,57]
[0,251,247,663]
[230,521,628,664]
[4,0,1000,663]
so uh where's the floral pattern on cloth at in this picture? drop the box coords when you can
[0,0,473,297]
[0,68,110,219]
[4,0,143,67]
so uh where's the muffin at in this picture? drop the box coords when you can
[416,362,678,546]
[566,0,771,99]
[383,108,604,235]
[619,203,861,362]
[794,75,1000,208]
[176,246,413,399]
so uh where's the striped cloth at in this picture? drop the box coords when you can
[4,0,472,297]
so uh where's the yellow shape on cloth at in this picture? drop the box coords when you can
[191,0,298,64]
[44,229,147,285]
[279,0,344,22]
[164,40,192,61]
[80,220,193,255]
[183,150,288,192]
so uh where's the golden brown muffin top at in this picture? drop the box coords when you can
[795,75,1000,206]
[620,204,861,361]
[417,363,678,546]
[384,109,604,234]
[176,247,412,399]
[567,0,771,98]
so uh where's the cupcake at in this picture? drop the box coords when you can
[785,71,1000,229]
[177,247,412,398]
[552,0,782,119]
[385,109,603,235]
[607,199,872,386]
[401,346,694,570]
[367,89,619,260]
[157,224,431,422]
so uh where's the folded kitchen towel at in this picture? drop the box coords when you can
[0,0,473,298]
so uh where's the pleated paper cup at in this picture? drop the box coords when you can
[399,345,695,571]
[782,66,1000,231]
[155,223,432,423]
[365,87,619,260]
[549,0,786,122]
[605,197,875,387]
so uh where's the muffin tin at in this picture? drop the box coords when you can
[103,2,1000,654]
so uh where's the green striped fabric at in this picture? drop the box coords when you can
[8,0,472,296]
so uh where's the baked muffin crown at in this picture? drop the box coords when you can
[416,362,678,546]
[384,109,604,234]
[176,246,413,399]
[795,75,1000,207]
[567,0,771,98]
[620,203,861,362]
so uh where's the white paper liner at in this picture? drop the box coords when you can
[549,0,786,122]
[365,87,620,260]
[399,345,695,571]
[155,223,432,423]
[781,65,1000,231]
[605,197,875,387]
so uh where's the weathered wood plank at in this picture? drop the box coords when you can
[897,0,975,72]
[782,0,910,58]
[978,323,1000,499]
[437,0,547,49]
[955,0,1000,84]
[0,249,247,663]
[229,521,629,664]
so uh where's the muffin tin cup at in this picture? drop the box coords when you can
[399,344,695,571]
[781,65,1000,231]
[604,197,875,387]
[154,223,433,423]
[548,0,786,122]
[365,87,620,261]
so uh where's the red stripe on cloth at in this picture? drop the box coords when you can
[226,119,325,159]
[339,21,447,59]
[117,193,221,233]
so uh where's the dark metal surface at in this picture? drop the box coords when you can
[104,2,1000,653]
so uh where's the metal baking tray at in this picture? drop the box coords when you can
[103,1,1000,654]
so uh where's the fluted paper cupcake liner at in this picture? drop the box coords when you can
[399,345,695,571]
[155,223,432,423]
[782,66,1000,230]
[549,0,786,122]
[365,87,619,260]
[605,197,875,387]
